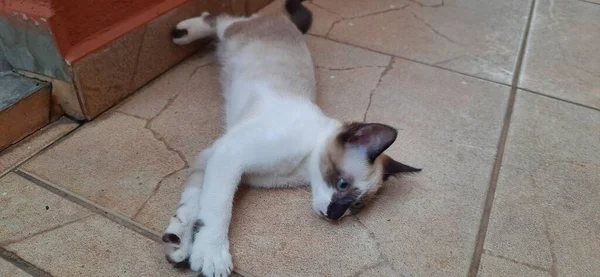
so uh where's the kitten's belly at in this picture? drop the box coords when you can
[243,155,309,188]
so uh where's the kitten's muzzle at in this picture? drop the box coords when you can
[326,201,352,221]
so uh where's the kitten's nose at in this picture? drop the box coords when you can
[326,202,352,221]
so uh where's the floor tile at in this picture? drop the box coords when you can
[316,67,385,122]
[0,118,78,177]
[519,0,600,109]
[133,168,190,233]
[72,27,146,119]
[313,0,410,18]
[117,53,216,120]
[259,0,343,36]
[327,0,531,84]
[307,36,391,122]
[0,173,91,244]
[485,91,600,276]
[361,58,509,276]
[0,258,31,277]
[5,215,192,277]
[478,253,551,277]
[21,112,185,217]
[307,36,391,69]
[147,64,223,164]
[230,187,382,276]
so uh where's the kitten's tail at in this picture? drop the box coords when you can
[285,0,312,34]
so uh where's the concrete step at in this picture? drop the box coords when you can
[0,71,51,151]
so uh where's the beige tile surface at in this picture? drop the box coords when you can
[72,27,146,119]
[134,168,190,233]
[307,36,391,69]
[259,0,343,36]
[519,0,600,109]
[230,187,382,276]
[327,0,531,84]
[118,53,216,120]
[147,64,223,164]
[0,173,91,244]
[0,258,31,277]
[307,36,391,122]
[478,254,551,277]
[360,58,509,276]
[313,0,410,18]
[485,91,600,276]
[130,0,229,91]
[21,112,185,217]
[0,118,78,177]
[5,215,192,277]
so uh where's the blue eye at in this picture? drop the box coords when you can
[336,178,349,191]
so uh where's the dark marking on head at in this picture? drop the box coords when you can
[338,122,398,163]
[380,154,422,181]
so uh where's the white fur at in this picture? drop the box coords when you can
[165,12,343,276]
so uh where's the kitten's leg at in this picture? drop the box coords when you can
[163,148,213,265]
[188,129,257,276]
[172,12,252,45]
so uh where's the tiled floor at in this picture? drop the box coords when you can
[1,0,599,276]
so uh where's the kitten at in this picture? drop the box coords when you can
[162,0,421,276]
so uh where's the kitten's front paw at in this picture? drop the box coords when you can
[172,12,213,45]
[189,230,233,277]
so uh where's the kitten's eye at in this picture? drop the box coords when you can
[336,178,349,191]
[352,202,363,209]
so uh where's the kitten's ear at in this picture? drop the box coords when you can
[381,154,421,181]
[338,123,398,162]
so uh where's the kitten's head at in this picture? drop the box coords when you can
[311,122,421,220]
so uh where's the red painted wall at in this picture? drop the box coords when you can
[2,0,188,61]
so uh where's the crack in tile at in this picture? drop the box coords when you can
[351,260,387,277]
[407,0,444,8]
[324,5,410,38]
[127,26,149,91]
[542,217,558,277]
[410,12,461,45]
[363,58,395,122]
[188,63,216,82]
[484,250,551,274]
[14,169,163,243]
[0,247,54,277]
[316,65,386,71]
[0,215,94,247]
[350,215,401,277]
[132,166,189,220]
[309,2,343,17]
[578,0,600,5]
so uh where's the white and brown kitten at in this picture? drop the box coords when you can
[162,1,421,276]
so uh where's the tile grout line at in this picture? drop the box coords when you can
[0,124,82,180]
[308,34,514,89]
[0,247,54,277]
[14,169,163,243]
[312,33,600,113]
[467,0,537,276]
[0,215,93,247]
[13,169,254,277]
[518,87,600,112]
